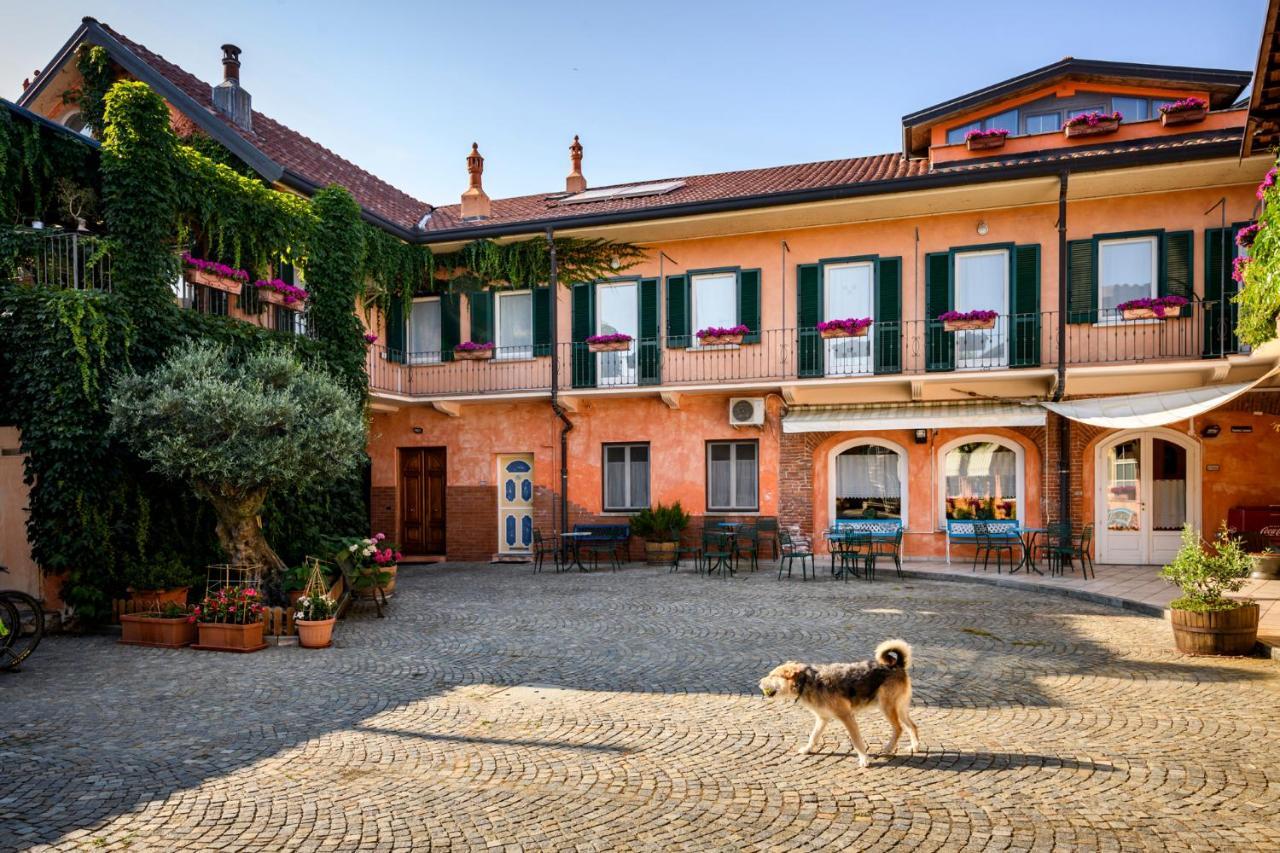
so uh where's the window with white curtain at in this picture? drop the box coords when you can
[691,272,737,343]
[944,441,1018,520]
[836,444,902,519]
[707,441,758,511]
[496,290,533,359]
[408,297,441,364]
[603,443,650,511]
[1098,236,1158,313]
[824,261,873,375]
[953,249,1009,368]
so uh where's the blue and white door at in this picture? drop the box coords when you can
[498,454,534,554]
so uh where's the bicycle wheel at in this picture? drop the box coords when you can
[0,595,21,669]
[0,590,44,669]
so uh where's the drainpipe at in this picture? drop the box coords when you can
[1053,170,1071,530]
[547,226,573,537]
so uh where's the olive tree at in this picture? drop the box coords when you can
[110,341,366,590]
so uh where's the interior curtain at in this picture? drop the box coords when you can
[836,449,900,499]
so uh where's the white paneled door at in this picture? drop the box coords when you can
[1095,430,1198,564]
[497,454,534,555]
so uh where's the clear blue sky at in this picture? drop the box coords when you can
[1,0,1268,206]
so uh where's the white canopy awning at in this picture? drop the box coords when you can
[1040,382,1258,429]
[782,401,1046,433]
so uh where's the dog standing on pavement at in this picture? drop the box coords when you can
[758,639,919,768]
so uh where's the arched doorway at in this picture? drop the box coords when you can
[828,438,908,526]
[1095,429,1200,565]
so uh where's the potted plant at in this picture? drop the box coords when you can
[586,333,632,353]
[1117,295,1188,320]
[817,318,872,339]
[125,555,194,608]
[252,277,309,309]
[964,128,1009,151]
[1064,110,1122,138]
[285,564,312,605]
[1161,524,1258,656]
[1159,97,1207,127]
[338,534,401,598]
[192,586,267,652]
[181,254,250,294]
[630,502,692,565]
[293,591,338,648]
[454,341,495,361]
[939,309,998,332]
[1248,543,1280,579]
[696,324,750,346]
[119,601,197,648]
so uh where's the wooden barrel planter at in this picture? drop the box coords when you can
[1169,604,1258,656]
[643,541,677,566]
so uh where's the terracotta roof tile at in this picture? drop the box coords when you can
[101,25,432,231]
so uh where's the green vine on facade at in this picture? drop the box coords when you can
[1237,160,1280,347]
[74,44,114,138]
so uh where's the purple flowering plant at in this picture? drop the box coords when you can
[964,128,1009,141]
[363,332,378,343]
[1236,222,1262,249]
[1257,167,1277,201]
[182,253,249,282]
[938,309,998,323]
[1117,295,1188,316]
[585,333,633,345]
[253,278,310,304]
[1064,111,1122,128]
[454,340,495,352]
[1159,97,1207,115]
[1233,256,1252,284]
[695,324,749,339]
[816,317,873,334]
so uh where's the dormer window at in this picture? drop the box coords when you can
[946,94,1191,144]
[946,109,1018,144]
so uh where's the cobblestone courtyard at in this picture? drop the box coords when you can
[3,563,1280,851]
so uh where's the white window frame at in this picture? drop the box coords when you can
[953,248,1009,369]
[690,271,738,348]
[706,440,759,513]
[494,288,534,360]
[602,442,650,512]
[1097,235,1159,323]
[408,296,442,365]
[595,280,638,386]
[936,434,1025,528]
[822,260,875,376]
[827,437,908,530]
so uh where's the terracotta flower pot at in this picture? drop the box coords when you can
[454,349,494,361]
[185,267,244,294]
[288,589,306,606]
[1160,107,1206,127]
[965,134,1006,151]
[129,586,189,607]
[698,333,744,346]
[820,326,869,339]
[194,620,267,653]
[942,318,996,332]
[1064,118,1120,138]
[295,617,336,649]
[119,613,197,648]
[587,340,631,353]
[1169,604,1258,656]
[1121,306,1182,321]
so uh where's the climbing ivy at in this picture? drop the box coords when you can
[1238,161,1280,347]
[308,186,368,395]
[0,101,99,230]
[74,44,114,138]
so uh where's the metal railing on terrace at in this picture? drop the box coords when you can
[6,230,112,290]
[368,301,1242,399]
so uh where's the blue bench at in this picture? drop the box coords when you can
[831,518,903,540]
[945,519,1019,564]
[573,523,631,569]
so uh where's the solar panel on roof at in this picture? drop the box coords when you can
[558,180,686,205]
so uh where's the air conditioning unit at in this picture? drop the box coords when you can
[729,397,765,427]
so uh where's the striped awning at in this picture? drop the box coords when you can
[782,401,1046,433]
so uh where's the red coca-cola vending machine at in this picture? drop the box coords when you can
[1228,506,1280,549]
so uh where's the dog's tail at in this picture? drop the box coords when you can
[875,639,912,669]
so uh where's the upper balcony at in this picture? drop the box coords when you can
[367,301,1247,402]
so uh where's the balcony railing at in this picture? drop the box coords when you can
[368,301,1241,399]
[7,229,112,290]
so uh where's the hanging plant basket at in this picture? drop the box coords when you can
[185,267,244,294]
[454,348,494,361]
[119,613,197,648]
[193,620,267,653]
[588,340,631,352]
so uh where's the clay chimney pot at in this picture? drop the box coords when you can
[566,135,586,193]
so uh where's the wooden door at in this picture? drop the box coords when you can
[400,448,446,555]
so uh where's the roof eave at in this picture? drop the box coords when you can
[277,169,420,240]
[1,98,101,149]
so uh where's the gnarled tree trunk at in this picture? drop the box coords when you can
[207,488,288,604]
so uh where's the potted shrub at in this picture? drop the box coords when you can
[192,586,267,652]
[586,333,632,353]
[119,601,197,648]
[696,324,750,346]
[1161,524,1258,656]
[293,591,338,648]
[454,341,494,361]
[181,254,250,294]
[939,309,997,332]
[1117,295,1188,320]
[252,277,309,309]
[964,128,1009,151]
[817,318,872,339]
[1248,544,1280,579]
[125,555,194,608]
[630,502,692,565]
[1064,111,1122,138]
[1159,97,1207,127]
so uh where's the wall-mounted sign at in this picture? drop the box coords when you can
[1205,464,1221,472]
[1230,425,1253,434]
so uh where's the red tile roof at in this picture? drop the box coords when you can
[100,25,431,231]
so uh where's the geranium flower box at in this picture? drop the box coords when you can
[695,325,750,347]
[1064,112,1122,139]
[586,334,632,353]
[182,254,249,294]
[193,620,267,652]
[1118,296,1187,321]
[940,310,998,332]
[818,318,872,339]
[1159,98,1207,127]
[965,129,1008,151]
[454,343,494,361]
[186,267,244,294]
[119,612,197,648]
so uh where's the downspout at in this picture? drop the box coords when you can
[547,226,573,537]
[1053,170,1070,530]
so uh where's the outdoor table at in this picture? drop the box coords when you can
[556,531,591,573]
[826,529,872,578]
[704,530,737,577]
[1013,527,1047,575]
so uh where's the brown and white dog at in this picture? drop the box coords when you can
[758,639,919,768]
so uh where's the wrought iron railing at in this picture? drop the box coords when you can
[368,301,1239,399]
[6,229,112,290]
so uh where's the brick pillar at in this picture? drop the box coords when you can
[780,431,830,535]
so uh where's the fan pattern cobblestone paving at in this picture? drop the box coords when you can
[2,562,1279,851]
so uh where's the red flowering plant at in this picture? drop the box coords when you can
[1117,294,1188,316]
[181,254,250,282]
[334,533,402,597]
[191,586,265,625]
[1159,97,1207,115]
[816,317,872,335]
[1064,111,1122,128]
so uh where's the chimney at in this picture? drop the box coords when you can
[460,142,491,220]
[566,135,586,193]
[212,44,253,132]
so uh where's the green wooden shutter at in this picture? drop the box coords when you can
[533,286,552,356]
[1162,230,1193,300]
[666,274,690,347]
[738,269,761,344]
[925,252,954,372]
[874,257,901,374]
[469,291,494,344]
[797,263,823,377]
[571,283,596,388]
[638,278,660,385]
[1010,244,1041,367]
[1067,239,1096,324]
[385,299,405,364]
[1203,228,1236,357]
[440,294,461,362]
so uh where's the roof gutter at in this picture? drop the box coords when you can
[413,137,1246,244]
